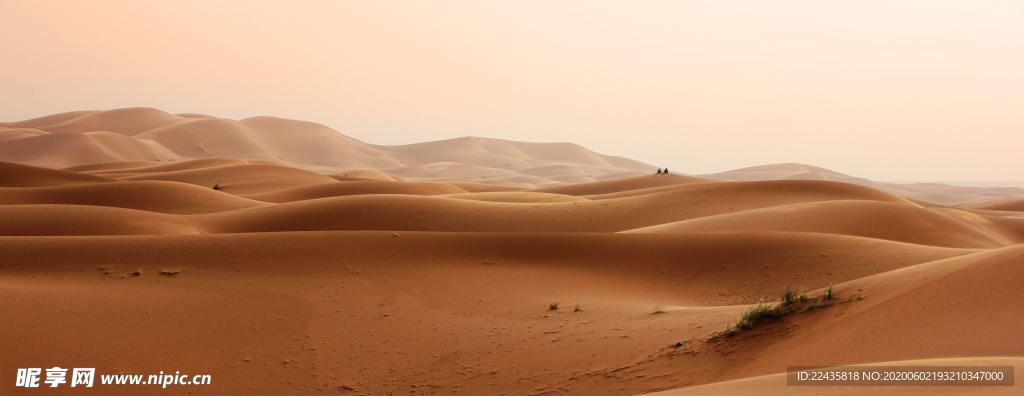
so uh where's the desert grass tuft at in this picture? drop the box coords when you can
[736,300,779,329]
[714,282,857,341]
[798,291,809,303]
[780,286,797,306]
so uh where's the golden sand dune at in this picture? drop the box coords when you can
[330,169,405,182]
[246,180,467,203]
[0,161,113,187]
[795,246,1024,361]
[447,181,525,193]
[445,191,587,203]
[570,246,1024,394]
[655,246,1024,393]
[534,173,706,195]
[0,161,1003,242]
[6,108,1020,205]
[705,163,1024,205]
[0,127,49,142]
[0,108,653,186]
[627,200,1014,248]
[0,204,195,236]
[967,197,1024,212]
[64,160,175,172]
[119,163,340,194]
[25,108,184,135]
[0,131,181,168]
[1,110,1023,394]
[0,231,977,394]
[0,180,264,214]
[382,136,648,172]
[0,179,931,236]
[0,110,96,129]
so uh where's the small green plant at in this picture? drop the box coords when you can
[548,302,559,311]
[736,300,778,329]
[712,282,857,341]
[653,305,666,315]
[780,286,797,307]
[798,290,809,302]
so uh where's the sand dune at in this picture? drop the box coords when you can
[2,109,1024,395]
[0,180,264,214]
[199,179,917,234]
[4,109,1022,204]
[30,107,186,135]
[0,131,181,168]
[534,173,706,196]
[706,162,1024,205]
[381,136,649,171]
[446,191,587,203]
[240,116,400,169]
[0,108,653,186]
[0,127,49,142]
[0,161,114,187]
[802,246,1024,356]
[78,158,253,175]
[7,108,1021,205]
[2,161,940,236]
[967,197,1024,212]
[678,245,1024,387]
[119,162,340,194]
[0,204,196,236]
[330,169,404,182]
[245,180,467,203]
[627,200,1014,248]
[562,246,1024,394]
[0,110,96,129]
[64,160,170,172]
[0,230,982,395]
[702,163,872,183]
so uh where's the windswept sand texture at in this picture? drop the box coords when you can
[2,110,1024,395]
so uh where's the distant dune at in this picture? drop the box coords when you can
[703,163,1024,205]
[2,109,1023,394]
[0,108,654,186]
[967,197,1024,212]
[626,199,1015,248]
[5,108,1021,206]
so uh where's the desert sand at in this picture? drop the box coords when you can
[0,108,652,186]
[2,109,1023,395]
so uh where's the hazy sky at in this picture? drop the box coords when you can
[3,0,1023,181]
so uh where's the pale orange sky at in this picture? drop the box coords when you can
[2,0,1023,181]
